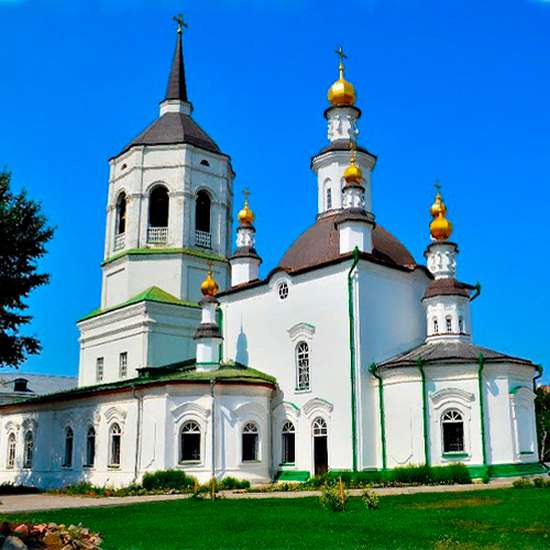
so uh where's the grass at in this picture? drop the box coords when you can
[3,488,550,549]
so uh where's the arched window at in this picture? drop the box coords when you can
[195,191,211,233]
[442,409,464,453]
[109,423,122,467]
[180,421,201,462]
[326,187,333,210]
[295,341,310,391]
[458,316,465,333]
[85,426,96,468]
[445,316,453,333]
[281,421,295,464]
[312,417,328,437]
[23,431,33,469]
[115,192,126,235]
[433,318,439,334]
[63,427,74,468]
[6,433,16,470]
[147,186,169,243]
[242,422,259,462]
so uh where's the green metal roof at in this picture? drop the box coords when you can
[0,362,276,408]
[78,286,200,322]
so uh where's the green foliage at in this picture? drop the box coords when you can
[219,477,250,490]
[512,477,533,489]
[535,385,550,462]
[320,478,349,512]
[141,469,196,491]
[361,487,379,509]
[0,169,54,368]
[307,464,471,489]
[533,477,545,488]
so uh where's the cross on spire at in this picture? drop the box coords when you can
[243,188,251,202]
[434,179,442,192]
[173,13,188,34]
[335,45,348,65]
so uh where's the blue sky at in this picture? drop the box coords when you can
[1,0,549,380]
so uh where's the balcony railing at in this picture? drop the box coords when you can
[147,226,168,244]
[195,230,212,249]
[113,233,125,251]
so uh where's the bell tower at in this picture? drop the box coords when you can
[101,15,233,309]
[77,17,234,386]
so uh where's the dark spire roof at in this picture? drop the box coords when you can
[164,30,188,102]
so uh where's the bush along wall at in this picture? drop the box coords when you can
[305,464,471,488]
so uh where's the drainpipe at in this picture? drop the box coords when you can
[217,307,224,363]
[469,282,482,302]
[347,247,360,472]
[210,379,216,480]
[368,363,387,470]
[416,358,430,466]
[132,385,143,483]
[477,354,488,471]
[533,365,547,469]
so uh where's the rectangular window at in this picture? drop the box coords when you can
[119,352,128,378]
[326,188,332,210]
[96,357,104,382]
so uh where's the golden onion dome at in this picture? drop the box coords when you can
[200,269,219,297]
[430,213,453,240]
[237,199,255,226]
[344,150,363,184]
[327,62,356,107]
[430,191,447,218]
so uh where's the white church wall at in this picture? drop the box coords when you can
[221,263,353,475]
[381,368,425,469]
[356,261,428,470]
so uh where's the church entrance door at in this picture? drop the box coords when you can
[312,417,329,476]
[314,436,328,476]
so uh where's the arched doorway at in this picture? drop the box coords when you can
[195,190,212,248]
[312,417,328,476]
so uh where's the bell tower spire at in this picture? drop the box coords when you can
[160,13,192,116]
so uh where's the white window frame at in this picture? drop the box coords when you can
[109,423,122,468]
[62,426,74,468]
[23,430,33,469]
[6,432,16,470]
[179,420,202,464]
[119,352,128,378]
[281,421,296,465]
[295,341,310,391]
[85,426,96,468]
[441,409,465,454]
[96,357,104,382]
[241,422,260,463]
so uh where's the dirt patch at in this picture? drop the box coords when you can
[407,497,503,510]
[454,520,550,536]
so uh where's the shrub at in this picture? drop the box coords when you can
[320,478,348,512]
[512,477,533,489]
[142,469,196,491]
[533,477,545,488]
[361,487,379,509]
[219,477,251,490]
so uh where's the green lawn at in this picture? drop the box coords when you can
[4,488,550,549]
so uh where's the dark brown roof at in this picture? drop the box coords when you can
[117,112,221,157]
[165,30,188,101]
[313,139,377,161]
[278,213,416,272]
[423,278,473,300]
[378,341,535,369]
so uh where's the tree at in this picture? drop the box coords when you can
[535,385,550,463]
[0,170,54,368]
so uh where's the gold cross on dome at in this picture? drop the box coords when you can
[335,45,348,65]
[207,259,213,272]
[434,179,442,192]
[243,188,251,201]
[173,13,189,34]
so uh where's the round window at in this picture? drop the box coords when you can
[278,281,289,300]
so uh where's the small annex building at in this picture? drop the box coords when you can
[0,22,544,489]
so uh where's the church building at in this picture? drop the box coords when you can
[0,21,543,488]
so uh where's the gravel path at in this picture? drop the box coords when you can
[0,479,516,514]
